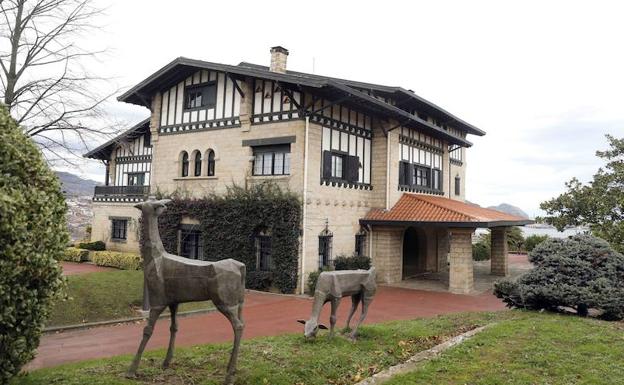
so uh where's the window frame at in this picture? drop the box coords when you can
[183,82,217,111]
[127,172,145,186]
[252,144,291,176]
[355,231,367,257]
[207,150,216,176]
[255,234,272,271]
[181,152,189,177]
[318,232,333,269]
[180,226,203,260]
[455,176,461,196]
[111,218,128,241]
[193,152,202,177]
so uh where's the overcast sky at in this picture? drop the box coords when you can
[63,0,624,217]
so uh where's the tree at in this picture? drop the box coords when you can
[0,105,67,382]
[540,135,624,252]
[0,0,118,163]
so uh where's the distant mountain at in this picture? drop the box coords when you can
[487,203,530,219]
[55,171,100,197]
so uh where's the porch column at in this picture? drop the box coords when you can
[491,227,509,276]
[448,228,474,294]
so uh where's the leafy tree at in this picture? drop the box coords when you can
[540,135,624,252]
[0,105,67,382]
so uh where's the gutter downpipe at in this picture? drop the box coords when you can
[386,129,390,210]
[300,115,310,295]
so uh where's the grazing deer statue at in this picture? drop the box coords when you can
[127,198,245,385]
[298,267,376,340]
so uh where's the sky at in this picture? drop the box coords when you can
[60,0,624,217]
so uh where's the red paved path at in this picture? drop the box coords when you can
[61,262,112,276]
[30,286,506,370]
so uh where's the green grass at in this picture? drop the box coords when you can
[386,312,624,385]
[14,312,510,385]
[48,270,213,327]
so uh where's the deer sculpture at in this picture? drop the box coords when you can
[128,198,245,385]
[298,267,376,340]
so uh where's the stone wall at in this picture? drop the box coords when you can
[370,225,403,283]
[90,202,141,253]
[490,227,509,276]
[448,228,474,294]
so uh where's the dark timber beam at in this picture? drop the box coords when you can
[226,73,245,98]
[306,96,350,116]
[279,85,302,110]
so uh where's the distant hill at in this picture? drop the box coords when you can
[487,203,530,219]
[55,171,100,197]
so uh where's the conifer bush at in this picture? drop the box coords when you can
[0,106,67,382]
[494,234,624,319]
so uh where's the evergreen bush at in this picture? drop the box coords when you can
[494,234,624,319]
[61,247,89,262]
[91,251,142,270]
[524,234,549,252]
[333,254,371,270]
[77,240,105,251]
[0,106,67,382]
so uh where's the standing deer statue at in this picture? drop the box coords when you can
[298,267,376,340]
[128,198,245,385]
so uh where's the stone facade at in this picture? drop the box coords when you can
[490,227,509,276]
[91,202,141,253]
[448,228,475,294]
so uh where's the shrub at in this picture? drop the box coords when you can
[494,234,624,319]
[333,254,371,270]
[77,240,106,251]
[61,247,89,262]
[91,251,142,270]
[524,234,549,252]
[507,226,525,252]
[0,106,67,383]
[472,242,491,261]
[246,271,273,291]
[307,269,324,295]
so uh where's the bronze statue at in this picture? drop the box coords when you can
[128,198,245,385]
[298,267,376,340]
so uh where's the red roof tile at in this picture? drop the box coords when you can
[362,194,531,227]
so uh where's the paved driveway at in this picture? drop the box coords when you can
[61,262,113,276]
[29,286,506,370]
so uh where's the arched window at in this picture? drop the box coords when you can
[318,226,333,269]
[207,149,215,176]
[181,151,189,177]
[193,151,202,176]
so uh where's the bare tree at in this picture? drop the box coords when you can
[0,0,120,163]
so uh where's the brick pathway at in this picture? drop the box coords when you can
[61,262,113,276]
[29,286,506,370]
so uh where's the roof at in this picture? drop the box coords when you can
[83,118,150,160]
[117,57,484,146]
[361,194,533,228]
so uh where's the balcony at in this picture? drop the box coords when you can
[93,185,150,203]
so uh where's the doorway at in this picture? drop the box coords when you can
[402,227,426,279]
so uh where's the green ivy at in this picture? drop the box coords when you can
[149,183,302,293]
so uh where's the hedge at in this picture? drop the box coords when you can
[151,183,301,293]
[91,251,142,270]
[0,106,67,383]
[77,240,106,251]
[61,247,89,262]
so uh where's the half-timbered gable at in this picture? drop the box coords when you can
[112,133,152,187]
[252,79,302,123]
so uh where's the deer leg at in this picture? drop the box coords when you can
[329,298,340,338]
[218,303,245,385]
[162,303,179,369]
[345,293,361,332]
[127,305,165,377]
[350,296,373,341]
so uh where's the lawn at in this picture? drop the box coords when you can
[48,270,213,327]
[15,311,509,385]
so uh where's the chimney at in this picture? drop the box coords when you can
[269,46,289,73]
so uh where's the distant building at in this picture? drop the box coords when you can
[84,47,530,293]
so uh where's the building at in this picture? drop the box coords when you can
[84,46,531,294]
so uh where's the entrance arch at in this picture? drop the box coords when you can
[402,227,426,279]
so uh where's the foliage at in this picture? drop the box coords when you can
[524,234,549,252]
[77,240,105,251]
[153,183,302,293]
[61,247,89,262]
[307,268,328,295]
[472,241,491,261]
[506,227,525,252]
[10,312,512,385]
[47,270,213,327]
[91,251,142,270]
[0,106,67,383]
[494,234,624,319]
[333,254,372,270]
[539,135,624,252]
[246,271,273,291]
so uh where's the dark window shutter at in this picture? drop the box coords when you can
[399,162,406,185]
[346,155,360,182]
[407,163,415,186]
[322,151,332,179]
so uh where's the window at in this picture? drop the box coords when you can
[255,233,272,271]
[184,83,217,110]
[207,150,215,176]
[455,176,461,196]
[111,219,127,241]
[322,150,360,183]
[331,154,344,179]
[414,166,430,187]
[127,172,145,186]
[355,231,367,257]
[144,132,151,148]
[318,229,333,269]
[194,151,202,176]
[252,145,291,176]
[450,145,463,162]
[180,227,203,259]
[181,151,189,177]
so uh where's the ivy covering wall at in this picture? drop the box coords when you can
[152,183,302,293]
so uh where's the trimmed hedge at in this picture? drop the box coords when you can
[77,240,106,251]
[0,106,67,383]
[61,247,89,262]
[247,271,273,291]
[152,183,302,293]
[91,251,142,270]
[333,254,371,270]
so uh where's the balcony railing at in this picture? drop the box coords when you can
[93,185,150,202]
